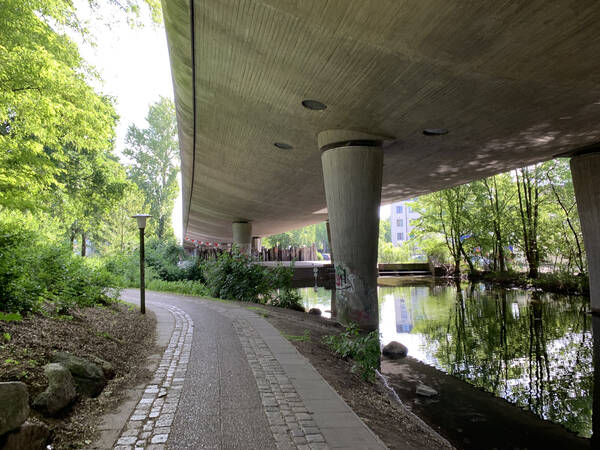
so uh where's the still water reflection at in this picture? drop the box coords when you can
[297,283,593,438]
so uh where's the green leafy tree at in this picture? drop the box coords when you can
[543,159,585,275]
[0,1,119,210]
[470,174,519,272]
[264,224,319,248]
[413,186,475,276]
[515,164,546,278]
[100,183,147,253]
[124,97,179,240]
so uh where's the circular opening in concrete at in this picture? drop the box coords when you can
[301,99,327,110]
[423,128,449,136]
[274,142,293,150]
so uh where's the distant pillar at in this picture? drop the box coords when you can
[571,152,600,313]
[232,221,252,254]
[252,236,262,259]
[319,130,384,331]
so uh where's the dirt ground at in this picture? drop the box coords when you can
[256,303,453,450]
[0,302,155,449]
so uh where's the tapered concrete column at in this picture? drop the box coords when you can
[252,236,262,252]
[232,221,252,254]
[571,152,600,314]
[319,130,384,331]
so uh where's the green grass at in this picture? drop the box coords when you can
[283,330,311,342]
[0,312,22,322]
[146,279,211,297]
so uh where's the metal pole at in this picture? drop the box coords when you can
[140,227,145,314]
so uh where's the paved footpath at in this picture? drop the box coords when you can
[99,290,387,450]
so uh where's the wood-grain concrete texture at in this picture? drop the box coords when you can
[162,0,600,241]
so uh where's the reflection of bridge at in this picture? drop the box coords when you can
[162,2,600,329]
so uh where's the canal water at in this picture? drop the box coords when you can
[297,282,593,438]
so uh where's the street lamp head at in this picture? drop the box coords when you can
[132,214,152,229]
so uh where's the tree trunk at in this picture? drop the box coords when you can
[516,167,540,279]
[81,232,86,257]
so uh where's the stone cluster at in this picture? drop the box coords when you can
[0,382,49,449]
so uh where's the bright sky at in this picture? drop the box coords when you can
[71,1,183,241]
[71,2,389,244]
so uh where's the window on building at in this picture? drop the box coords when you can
[397,232,404,241]
[407,206,412,213]
[396,206,403,214]
[397,219,403,227]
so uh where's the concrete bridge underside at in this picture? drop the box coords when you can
[162,0,600,324]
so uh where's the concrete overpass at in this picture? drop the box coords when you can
[162,0,600,328]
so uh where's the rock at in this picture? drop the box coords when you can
[308,308,322,316]
[33,363,77,416]
[382,341,408,358]
[1,420,49,450]
[52,352,106,397]
[0,382,29,435]
[91,356,115,380]
[416,383,438,397]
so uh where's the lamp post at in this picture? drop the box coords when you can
[132,214,151,314]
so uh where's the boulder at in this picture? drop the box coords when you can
[382,341,408,358]
[52,352,106,397]
[416,383,438,397]
[308,308,322,316]
[1,421,49,450]
[33,363,77,416]
[0,382,29,435]
[91,356,115,380]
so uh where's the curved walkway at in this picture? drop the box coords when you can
[109,290,387,450]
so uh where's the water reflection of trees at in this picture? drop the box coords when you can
[409,283,592,437]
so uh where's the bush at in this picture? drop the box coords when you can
[202,251,272,303]
[324,322,381,382]
[531,272,589,295]
[270,288,304,311]
[0,217,120,314]
[0,223,41,313]
[201,250,301,308]
[145,238,185,282]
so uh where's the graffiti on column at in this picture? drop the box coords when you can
[335,264,354,292]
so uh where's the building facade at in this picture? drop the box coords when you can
[390,199,420,246]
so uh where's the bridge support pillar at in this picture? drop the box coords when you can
[571,152,600,314]
[232,221,252,254]
[319,130,384,331]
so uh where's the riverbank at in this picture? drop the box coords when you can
[383,356,589,449]
[0,302,155,449]
[469,270,589,296]
[248,301,452,449]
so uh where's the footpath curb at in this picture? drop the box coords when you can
[92,305,174,450]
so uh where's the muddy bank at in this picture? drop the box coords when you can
[383,356,590,450]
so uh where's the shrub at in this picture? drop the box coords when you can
[0,217,120,314]
[145,238,186,282]
[270,288,304,311]
[202,251,272,303]
[324,322,381,382]
[0,223,41,313]
[201,250,301,308]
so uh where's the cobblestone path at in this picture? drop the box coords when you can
[233,317,329,450]
[114,304,193,450]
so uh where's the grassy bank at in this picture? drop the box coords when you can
[469,270,589,295]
